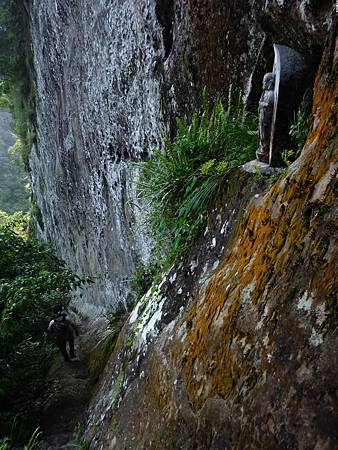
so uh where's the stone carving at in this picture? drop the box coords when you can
[257,73,275,164]
[257,44,307,167]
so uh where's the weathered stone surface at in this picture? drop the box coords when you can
[84,19,338,449]
[27,3,336,445]
[27,0,333,319]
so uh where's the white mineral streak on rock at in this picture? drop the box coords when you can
[169,272,177,284]
[166,319,176,335]
[310,161,337,203]
[129,300,143,324]
[221,220,229,234]
[139,296,166,345]
[240,279,256,303]
[297,291,313,312]
[315,303,328,326]
[129,276,168,352]
[256,317,264,330]
[309,328,324,347]
[177,320,187,343]
[190,259,199,272]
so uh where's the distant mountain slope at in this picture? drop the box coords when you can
[0,108,29,213]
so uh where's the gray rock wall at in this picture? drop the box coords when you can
[29,0,164,314]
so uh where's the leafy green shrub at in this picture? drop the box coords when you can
[0,81,10,108]
[0,224,84,442]
[0,438,10,450]
[281,149,295,167]
[0,210,30,236]
[280,91,312,167]
[136,89,258,266]
[284,90,312,161]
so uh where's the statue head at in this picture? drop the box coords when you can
[262,72,275,90]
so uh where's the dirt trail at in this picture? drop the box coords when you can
[40,332,90,449]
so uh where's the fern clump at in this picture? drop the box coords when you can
[136,89,258,266]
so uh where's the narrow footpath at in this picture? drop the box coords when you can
[41,322,90,449]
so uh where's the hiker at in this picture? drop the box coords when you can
[48,307,79,362]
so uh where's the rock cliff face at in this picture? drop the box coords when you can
[27,1,337,448]
[28,0,333,315]
[29,0,164,313]
[85,19,337,449]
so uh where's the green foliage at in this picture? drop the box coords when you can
[281,149,295,167]
[0,210,30,236]
[104,304,129,338]
[111,370,124,405]
[0,428,42,450]
[289,92,311,153]
[136,89,258,266]
[282,90,312,166]
[9,82,35,169]
[0,109,30,213]
[23,428,42,450]
[0,438,10,450]
[0,0,35,169]
[70,423,88,450]
[0,224,83,442]
[0,81,11,107]
[129,260,160,302]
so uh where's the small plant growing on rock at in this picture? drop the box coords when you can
[0,428,42,450]
[72,423,89,450]
[104,304,129,337]
[289,91,311,153]
[283,90,312,165]
[281,149,295,167]
[129,260,160,302]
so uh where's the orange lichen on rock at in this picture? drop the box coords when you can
[180,27,338,409]
[150,361,174,414]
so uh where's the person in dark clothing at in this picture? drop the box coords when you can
[48,308,79,362]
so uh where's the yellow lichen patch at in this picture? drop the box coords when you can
[149,359,178,426]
